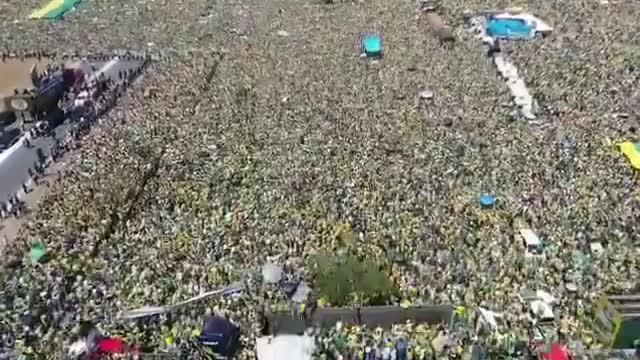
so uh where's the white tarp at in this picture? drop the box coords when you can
[121,281,244,320]
[256,335,315,360]
[262,263,283,284]
[466,13,548,120]
[493,53,535,119]
[477,307,504,330]
[530,300,554,320]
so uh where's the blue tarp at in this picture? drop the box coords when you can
[362,35,383,58]
[486,18,534,40]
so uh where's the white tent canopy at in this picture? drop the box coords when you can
[256,335,315,360]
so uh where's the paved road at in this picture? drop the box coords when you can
[0,58,144,204]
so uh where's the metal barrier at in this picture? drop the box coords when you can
[266,305,456,335]
[133,352,182,360]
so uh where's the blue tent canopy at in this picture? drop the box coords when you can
[199,316,241,358]
[486,18,534,40]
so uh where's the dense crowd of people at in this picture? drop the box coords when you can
[1,0,639,358]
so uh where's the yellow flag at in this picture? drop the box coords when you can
[317,297,328,308]
[618,141,640,170]
[29,0,64,19]
[165,336,174,346]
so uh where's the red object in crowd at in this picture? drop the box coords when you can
[96,338,127,354]
[539,343,570,360]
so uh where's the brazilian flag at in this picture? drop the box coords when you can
[29,0,83,20]
[618,141,640,170]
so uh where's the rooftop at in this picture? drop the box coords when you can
[608,294,640,319]
[0,56,52,113]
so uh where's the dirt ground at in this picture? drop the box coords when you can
[0,57,51,113]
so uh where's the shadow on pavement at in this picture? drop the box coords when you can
[0,112,16,127]
[0,127,21,151]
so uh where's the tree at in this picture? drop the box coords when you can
[309,250,397,306]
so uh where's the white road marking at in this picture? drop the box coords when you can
[91,57,119,81]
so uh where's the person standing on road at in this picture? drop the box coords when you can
[36,148,46,164]
[28,168,39,185]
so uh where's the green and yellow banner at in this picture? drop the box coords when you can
[619,141,640,170]
[29,0,82,20]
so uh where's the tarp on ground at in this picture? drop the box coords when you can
[256,335,315,360]
[29,0,83,20]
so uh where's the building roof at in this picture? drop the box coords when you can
[595,294,640,349]
[608,294,640,319]
[0,57,51,114]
